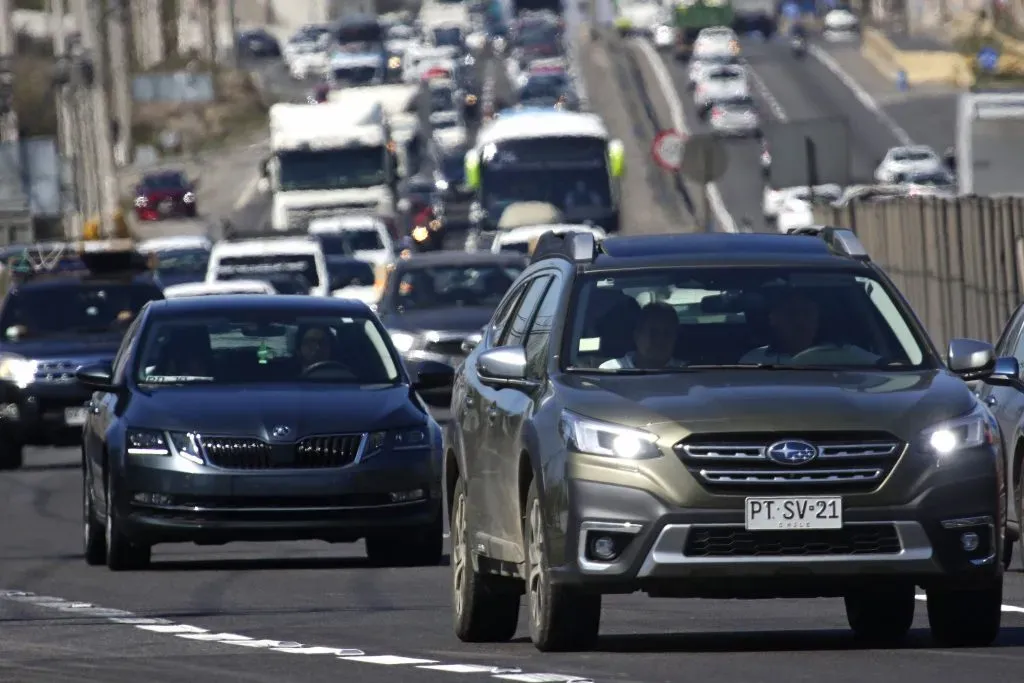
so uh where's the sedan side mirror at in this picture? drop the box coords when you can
[948,338,996,380]
[476,346,536,389]
[75,363,117,392]
[413,359,455,391]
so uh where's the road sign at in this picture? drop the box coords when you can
[651,129,685,171]
[679,133,728,184]
[977,46,999,73]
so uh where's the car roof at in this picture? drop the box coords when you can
[148,294,372,316]
[394,251,528,269]
[583,233,867,271]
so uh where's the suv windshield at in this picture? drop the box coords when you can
[136,314,400,384]
[565,267,931,371]
[153,248,209,278]
[1,282,163,338]
[394,263,524,310]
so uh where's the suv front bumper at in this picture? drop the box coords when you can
[554,465,1002,597]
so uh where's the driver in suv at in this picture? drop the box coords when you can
[444,228,1013,652]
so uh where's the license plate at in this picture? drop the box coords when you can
[64,407,87,426]
[745,496,842,530]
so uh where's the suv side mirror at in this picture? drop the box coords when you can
[477,346,536,388]
[985,356,1023,390]
[75,363,117,392]
[948,338,996,380]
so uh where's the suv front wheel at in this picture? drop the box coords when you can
[524,479,601,651]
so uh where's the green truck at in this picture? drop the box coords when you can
[673,0,777,60]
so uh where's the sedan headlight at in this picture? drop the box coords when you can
[390,331,417,353]
[0,354,37,388]
[127,429,204,464]
[921,406,996,455]
[560,410,660,460]
[394,425,429,450]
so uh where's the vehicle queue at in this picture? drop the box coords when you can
[0,0,1019,661]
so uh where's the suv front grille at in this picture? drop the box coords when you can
[684,524,902,557]
[675,431,903,494]
[201,434,364,469]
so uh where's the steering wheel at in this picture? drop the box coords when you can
[789,344,843,362]
[301,360,355,377]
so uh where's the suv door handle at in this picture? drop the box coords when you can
[984,395,998,407]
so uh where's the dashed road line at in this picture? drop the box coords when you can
[914,593,1024,613]
[744,62,788,122]
[0,590,595,683]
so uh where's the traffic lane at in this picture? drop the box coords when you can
[885,95,958,153]
[743,38,899,183]
[5,468,1024,683]
[662,54,768,231]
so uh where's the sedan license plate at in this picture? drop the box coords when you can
[745,496,842,530]
[64,407,87,426]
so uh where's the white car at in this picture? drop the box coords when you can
[308,215,395,270]
[824,8,860,41]
[708,97,760,137]
[288,44,329,79]
[763,184,842,222]
[207,236,329,297]
[163,280,276,298]
[692,26,739,57]
[694,65,748,110]
[874,145,944,184]
[687,54,741,89]
[490,223,607,255]
[403,45,457,83]
[385,23,420,57]
[137,234,211,254]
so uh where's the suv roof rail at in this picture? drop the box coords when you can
[530,229,598,265]
[789,226,870,261]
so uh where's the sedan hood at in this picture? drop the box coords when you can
[3,338,122,361]
[559,369,976,441]
[131,384,422,437]
[382,306,492,334]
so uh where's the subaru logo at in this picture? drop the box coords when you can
[270,425,291,439]
[766,440,818,466]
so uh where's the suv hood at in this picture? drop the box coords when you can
[560,369,976,441]
[131,385,422,436]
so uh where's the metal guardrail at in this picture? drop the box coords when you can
[814,196,1024,347]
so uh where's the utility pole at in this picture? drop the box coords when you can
[226,0,238,67]
[50,0,82,239]
[0,0,19,143]
[132,0,165,70]
[72,0,118,237]
[107,0,132,167]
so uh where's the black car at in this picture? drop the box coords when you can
[378,251,527,403]
[0,243,164,469]
[237,28,281,58]
[78,295,454,570]
[429,135,472,234]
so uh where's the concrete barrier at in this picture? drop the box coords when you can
[860,27,975,88]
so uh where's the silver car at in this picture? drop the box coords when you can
[708,98,760,137]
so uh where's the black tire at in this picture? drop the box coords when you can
[366,513,443,567]
[524,479,601,652]
[83,462,105,566]
[105,470,151,571]
[0,437,23,470]
[844,583,915,644]
[927,580,1002,647]
[451,477,521,642]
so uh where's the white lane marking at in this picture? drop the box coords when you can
[914,593,1024,613]
[0,590,592,681]
[631,38,737,233]
[745,63,788,121]
[807,44,914,146]
[233,175,261,210]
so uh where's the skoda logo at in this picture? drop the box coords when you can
[766,440,818,466]
[270,425,291,439]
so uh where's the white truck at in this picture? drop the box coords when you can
[329,84,422,178]
[261,100,399,234]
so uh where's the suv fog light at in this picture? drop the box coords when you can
[133,492,173,505]
[390,489,425,503]
[592,535,617,560]
[961,532,980,552]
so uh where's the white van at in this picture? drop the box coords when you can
[206,237,329,297]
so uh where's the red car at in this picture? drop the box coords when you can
[133,170,197,221]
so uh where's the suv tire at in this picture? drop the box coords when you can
[451,476,520,642]
[844,583,915,644]
[926,580,1002,647]
[83,464,105,566]
[366,514,443,567]
[0,437,23,470]
[105,470,151,571]
[524,480,601,652]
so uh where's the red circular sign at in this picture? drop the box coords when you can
[651,129,685,171]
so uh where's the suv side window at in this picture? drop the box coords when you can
[489,280,528,344]
[524,276,561,376]
[501,275,552,347]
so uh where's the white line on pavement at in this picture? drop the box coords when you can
[914,593,1024,613]
[233,176,262,211]
[631,38,737,233]
[0,591,594,683]
[807,44,914,146]
[745,64,788,122]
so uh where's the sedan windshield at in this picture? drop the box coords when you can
[137,314,400,384]
[566,267,931,372]
[394,264,524,311]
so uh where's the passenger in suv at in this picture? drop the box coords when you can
[444,228,1017,651]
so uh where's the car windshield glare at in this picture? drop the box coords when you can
[136,314,401,385]
[565,267,931,372]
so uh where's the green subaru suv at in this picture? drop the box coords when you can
[443,228,1015,651]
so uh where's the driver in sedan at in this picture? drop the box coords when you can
[297,324,336,370]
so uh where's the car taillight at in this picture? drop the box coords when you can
[711,108,722,119]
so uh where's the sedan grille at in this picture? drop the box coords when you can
[684,524,902,557]
[675,431,903,494]
[201,434,365,469]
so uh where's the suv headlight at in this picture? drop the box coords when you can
[390,331,417,353]
[560,410,660,460]
[921,406,996,455]
[0,354,37,388]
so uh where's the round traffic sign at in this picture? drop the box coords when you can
[977,46,999,72]
[652,129,685,171]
